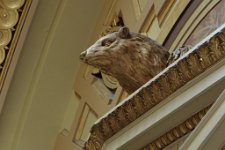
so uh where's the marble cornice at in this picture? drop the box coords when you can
[84,25,225,150]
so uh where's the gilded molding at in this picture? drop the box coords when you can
[84,25,225,150]
[0,0,31,90]
[142,104,212,150]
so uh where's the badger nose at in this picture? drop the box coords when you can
[80,51,87,60]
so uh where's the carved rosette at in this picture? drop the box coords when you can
[84,26,225,150]
[0,0,29,90]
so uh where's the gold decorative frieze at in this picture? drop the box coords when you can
[0,0,30,90]
[84,25,225,150]
[0,0,25,9]
[142,104,212,150]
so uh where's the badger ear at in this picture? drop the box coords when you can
[118,27,130,38]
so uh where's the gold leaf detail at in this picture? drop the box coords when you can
[0,0,25,9]
[0,8,18,29]
[0,29,11,46]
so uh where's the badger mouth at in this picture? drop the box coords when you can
[89,59,113,75]
[79,51,113,75]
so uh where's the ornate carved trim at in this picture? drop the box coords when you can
[0,0,31,91]
[180,90,225,149]
[142,104,212,150]
[84,24,225,150]
[0,0,31,90]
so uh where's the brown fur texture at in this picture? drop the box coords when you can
[80,27,169,94]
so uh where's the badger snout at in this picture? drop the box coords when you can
[80,51,87,61]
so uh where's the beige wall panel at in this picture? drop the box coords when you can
[157,0,175,25]
[80,109,98,141]
[147,17,160,40]
[74,104,89,141]
[153,0,166,14]
[74,104,98,142]
[140,6,155,33]
[61,91,80,132]
[131,0,141,19]
[135,0,154,32]
[138,0,149,11]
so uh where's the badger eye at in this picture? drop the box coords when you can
[102,40,113,47]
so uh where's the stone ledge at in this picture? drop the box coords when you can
[84,24,225,150]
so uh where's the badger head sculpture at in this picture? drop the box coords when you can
[80,27,169,94]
